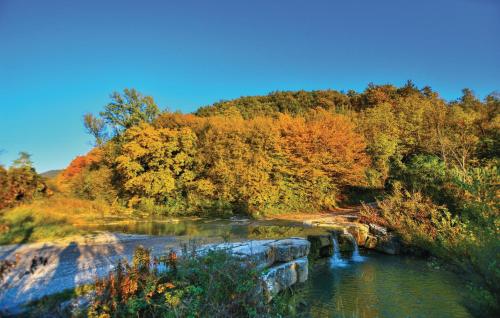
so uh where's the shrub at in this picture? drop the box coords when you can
[362,182,500,317]
[88,246,299,317]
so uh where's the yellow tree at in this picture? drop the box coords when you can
[115,123,197,206]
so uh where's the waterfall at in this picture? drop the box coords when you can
[346,233,365,262]
[330,236,347,267]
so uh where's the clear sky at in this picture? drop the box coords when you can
[0,0,499,172]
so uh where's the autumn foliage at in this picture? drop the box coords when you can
[59,148,102,180]
[57,85,499,218]
[107,110,369,215]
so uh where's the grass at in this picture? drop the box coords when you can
[0,207,81,245]
[0,195,124,245]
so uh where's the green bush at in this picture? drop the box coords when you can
[363,179,499,317]
[389,155,455,205]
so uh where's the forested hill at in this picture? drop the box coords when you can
[40,170,62,179]
[4,83,498,217]
[195,82,441,118]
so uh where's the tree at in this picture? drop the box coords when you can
[0,152,46,208]
[194,115,282,214]
[84,113,107,146]
[12,151,34,168]
[0,165,10,210]
[278,110,369,208]
[101,88,160,135]
[115,123,197,207]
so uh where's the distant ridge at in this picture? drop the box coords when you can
[40,169,62,179]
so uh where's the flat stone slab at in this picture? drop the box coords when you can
[0,233,180,313]
[0,235,311,313]
[201,238,310,269]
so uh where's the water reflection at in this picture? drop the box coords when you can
[81,217,328,241]
[306,250,471,318]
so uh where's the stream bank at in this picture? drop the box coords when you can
[1,217,472,317]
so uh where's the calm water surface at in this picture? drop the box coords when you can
[85,218,472,318]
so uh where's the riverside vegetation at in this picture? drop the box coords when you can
[0,82,499,316]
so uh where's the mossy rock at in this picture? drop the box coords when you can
[338,233,355,252]
[307,234,333,258]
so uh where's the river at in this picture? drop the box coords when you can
[84,217,472,318]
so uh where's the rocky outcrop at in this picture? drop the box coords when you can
[346,223,369,246]
[364,234,378,249]
[202,238,311,301]
[307,234,333,258]
[369,223,388,236]
[302,216,402,255]
[303,216,368,247]
[374,234,401,255]
[338,233,356,252]
[365,224,402,255]
[261,257,308,300]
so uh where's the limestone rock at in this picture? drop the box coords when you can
[369,223,388,236]
[346,223,369,246]
[338,233,355,252]
[230,241,276,269]
[270,238,310,262]
[202,238,310,269]
[307,234,333,258]
[261,256,308,301]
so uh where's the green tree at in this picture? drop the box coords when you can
[83,113,107,146]
[101,88,160,135]
[12,151,34,168]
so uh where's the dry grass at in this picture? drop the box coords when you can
[15,195,130,225]
[0,195,129,245]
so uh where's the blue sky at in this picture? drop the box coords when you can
[0,0,499,172]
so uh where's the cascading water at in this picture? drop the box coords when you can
[330,235,347,267]
[346,232,365,262]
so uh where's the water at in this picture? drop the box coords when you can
[331,236,348,268]
[84,217,472,318]
[81,217,327,242]
[346,232,366,263]
[304,250,471,318]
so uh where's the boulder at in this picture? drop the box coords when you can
[202,238,310,268]
[375,234,401,255]
[364,234,378,249]
[307,234,333,258]
[346,223,369,246]
[369,223,388,236]
[200,238,310,301]
[270,238,310,262]
[338,233,355,252]
[261,256,308,301]
[230,241,276,269]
